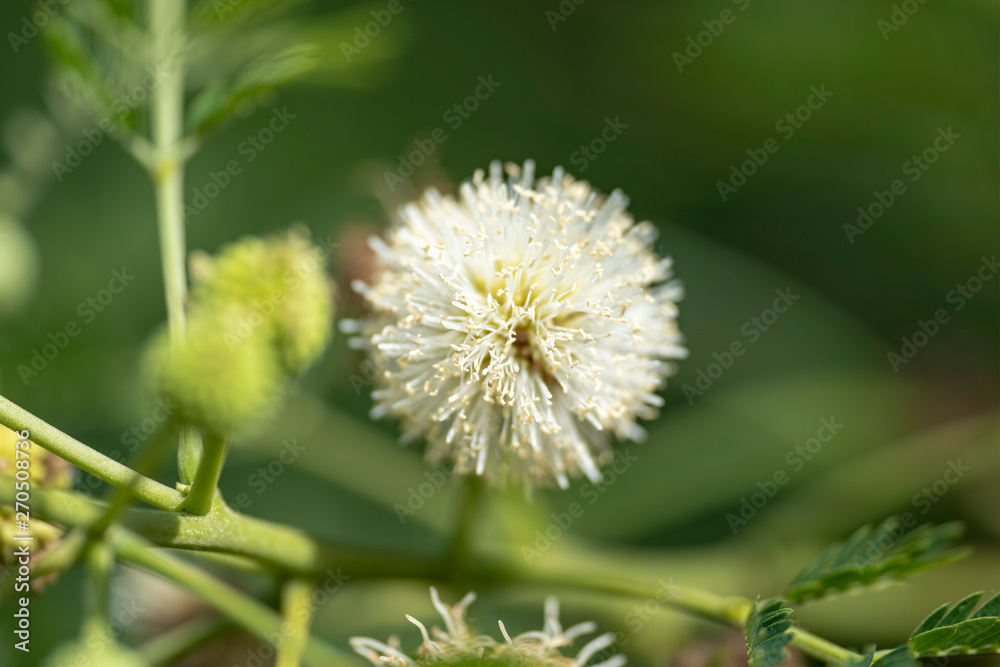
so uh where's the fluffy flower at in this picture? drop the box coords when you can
[350,587,626,666]
[345,161,685,488]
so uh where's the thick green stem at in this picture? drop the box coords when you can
[1,474,437,579]
[277,578,316,667]
[0,395,185,511]
[183,431,228,515]
[113,528,358,667]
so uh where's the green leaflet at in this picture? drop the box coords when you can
[832,645,918,667]
[745,598,794,667]
[785,517,968,602]
[909,592,1000,657]
[186,44,317,136]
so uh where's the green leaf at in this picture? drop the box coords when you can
[831,645,919,667]
[186,44,316,135]
[871,646,919,667]
[745,598,794,667]
[785,517,968,602]
[909,592,1000,657]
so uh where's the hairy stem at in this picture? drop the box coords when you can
[113,528,357,667]
[0,395,185,511]
[183,431,228,515]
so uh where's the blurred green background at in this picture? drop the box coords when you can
[0,0,997,665]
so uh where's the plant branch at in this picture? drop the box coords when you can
[0,395,185,511]
[1,474,437,579]
[148,0,205,486]
[503,556,862,664]
[183,431,228,515]
[112,528,358,667]
[277,578,316,667]
[140,615,235,666]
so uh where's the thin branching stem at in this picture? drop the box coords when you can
[0,395,185,511]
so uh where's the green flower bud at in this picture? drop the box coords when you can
[192,228,334,375]
[145,312,283,436]
[0,216,39,317]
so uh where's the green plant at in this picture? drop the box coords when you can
[0,1,996,666]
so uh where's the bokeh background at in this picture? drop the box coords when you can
[0,0,997,665]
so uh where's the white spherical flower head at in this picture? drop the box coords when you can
[347,160,686,489]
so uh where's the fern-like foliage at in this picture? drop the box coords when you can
[745,598,794,667]
[908,591,1000,657]
[785,517,968,602]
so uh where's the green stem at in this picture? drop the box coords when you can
[183,431,228,515]
[82,539,115,644]
[148,0,204,485]
[91,420,177,534]
[149,0,188,344]
[277,578,316,667]
[140,615,234,666]
[445,475,483,585]
[112,528,358,667]
[507,558,861,664]
[0,395,185,511]
[1,473,437,579]
[789,628,860,664]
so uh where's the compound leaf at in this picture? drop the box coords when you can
[908,592,1000,657]
[746,598,794,667]
[786,517,967,602]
